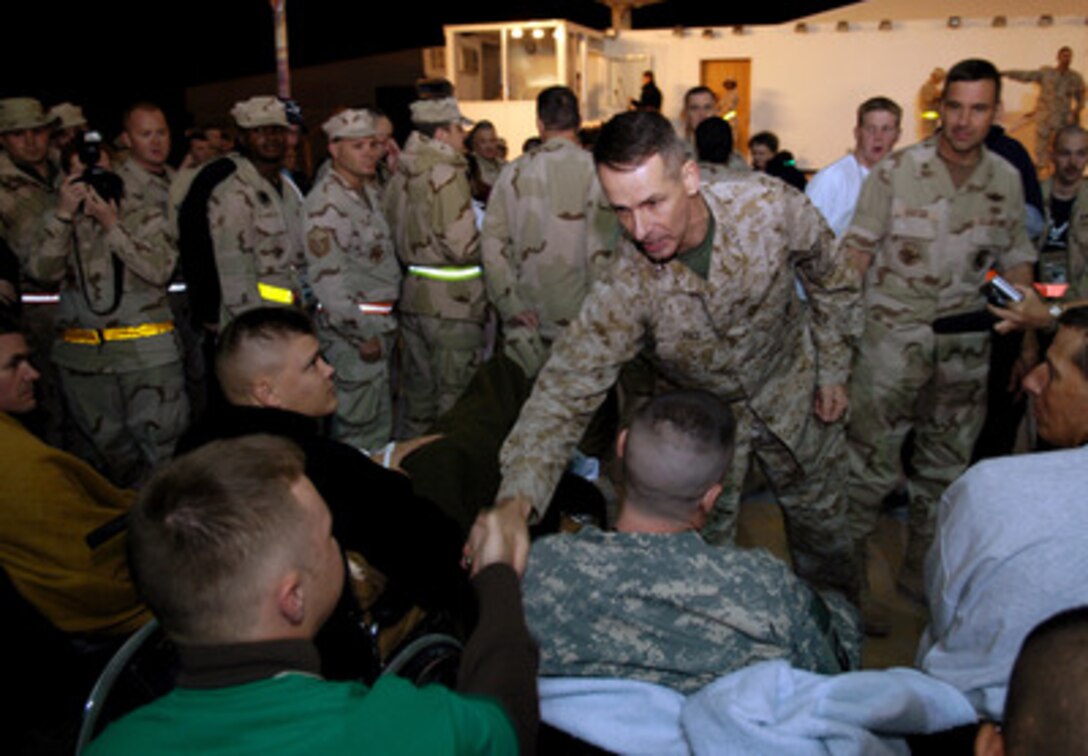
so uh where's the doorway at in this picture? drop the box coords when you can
[700,59,751,158]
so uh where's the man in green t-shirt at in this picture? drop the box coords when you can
[87,435,538,756]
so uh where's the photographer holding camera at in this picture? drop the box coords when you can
[24,130,187,487]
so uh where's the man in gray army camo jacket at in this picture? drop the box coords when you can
[304,109,401,450]
[384,97,484,437]
[482,86,617,378]
[466,111,863,602]
[522,390,859,692]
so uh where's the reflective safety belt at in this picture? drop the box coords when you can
[21,292,60,305]
[258,281,295,304]
[25,285,187,304]
[406,265,483,282]
[62,321,175,345]
[358,302,395,315]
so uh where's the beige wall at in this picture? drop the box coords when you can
[606,16,1087,169]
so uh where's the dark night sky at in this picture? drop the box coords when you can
[4,1,851,136]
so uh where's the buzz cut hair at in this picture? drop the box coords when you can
[1054,124,1088,149]
[122,101,165,132]
[215,306,316,400]
[594,110,689,177]
[1003,606,1088,754]
[128,435,309,644]
[622,390,735,522]
[856,96,902,128]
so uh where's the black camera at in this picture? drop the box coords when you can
[74,131,125,206]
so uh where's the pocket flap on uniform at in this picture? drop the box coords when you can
[969,224,1011,248]
[890,215,937,240]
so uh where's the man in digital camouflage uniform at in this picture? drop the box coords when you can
[843,59,1036,618]
[523,390,859,692]
[27,125,186,486]
[466,111,863,602]
[1003,47,1085,169]
[304,109,401,450]
[482,85,616,378]
[383,96,483,438]
[178,96,305,335]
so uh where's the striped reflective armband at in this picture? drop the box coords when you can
[21,292,61,305]
[358,302,395,315]
[406,265,483,282]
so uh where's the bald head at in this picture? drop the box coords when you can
[620,390,735,528]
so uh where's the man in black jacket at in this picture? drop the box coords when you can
[178,306,469,681]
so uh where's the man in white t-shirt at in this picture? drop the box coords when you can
[806,97,902,236]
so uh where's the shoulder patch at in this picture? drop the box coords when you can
[308,227,333,258]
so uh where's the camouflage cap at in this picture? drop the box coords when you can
[230,96,289,129]
[48,103,87,130]
[322,109,377,140]
[410,97,473,127]
[0,98,56,134]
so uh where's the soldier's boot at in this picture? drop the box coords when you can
[857,539,892,637]
[896,533,930,607]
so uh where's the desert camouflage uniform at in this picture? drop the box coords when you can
[0,151,59,269]
[207,155,305,327]
[522,527,860,693]
[482,136,617,377]
[842,137,1036,577]
[1039,178,1088,300]
[1005,66,1086,166]
[697,161,749,186]
[0,150,65,441]
[27,172,187,486]
[475,154,505,188]
[384,131,484,437]
[499,174,862,596]
[304,169,401,450]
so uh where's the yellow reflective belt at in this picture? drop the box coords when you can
[358,302,395,315]
[406,265,483,282]
[63,321,175,345]
[258,282,295,304]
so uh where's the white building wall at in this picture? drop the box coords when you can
[606,16,1087,170]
